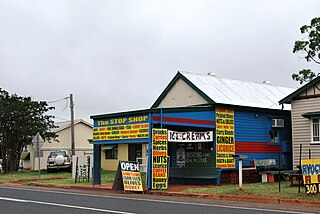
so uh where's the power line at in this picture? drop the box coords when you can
[47,96,69,104]
[54,116,69,121]
[48,96,69,111]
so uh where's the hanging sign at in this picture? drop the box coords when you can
[152,128,168,190]
[216,108,235,168]
[93,115,149,141]
[168,130,213,142]
[301,158,320,194]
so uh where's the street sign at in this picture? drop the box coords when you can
[32,133,44,149]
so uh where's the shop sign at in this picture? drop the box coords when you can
[301,158,320,194]
[168,130,213,142]
[93,115,149,141]
[216,108,235,168]
[120,161,143,192]
[152,128,168,190]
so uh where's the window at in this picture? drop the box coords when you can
[312,118,320,143]
[105,145,118,159]
[269,130,279,143]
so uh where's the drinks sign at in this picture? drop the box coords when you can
[152,128,168,190]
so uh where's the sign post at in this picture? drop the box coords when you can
[32,133,44,180]
[232,155,247,190]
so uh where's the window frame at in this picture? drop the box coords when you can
[311,117,320,144]
[269,130,279,144]
[105,145,118,160]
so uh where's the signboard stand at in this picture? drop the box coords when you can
[75,156,91,183]
[112,162,124,191]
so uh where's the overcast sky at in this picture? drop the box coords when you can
[0,0,319,123]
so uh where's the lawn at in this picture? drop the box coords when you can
[0,170,146,186]
[185,181,320,201]
[1,171,320,201]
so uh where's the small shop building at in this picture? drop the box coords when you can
[91,72,296,188]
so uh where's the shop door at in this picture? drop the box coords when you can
[128,144,142,164]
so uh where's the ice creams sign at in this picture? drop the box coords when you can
[168,130,213,142]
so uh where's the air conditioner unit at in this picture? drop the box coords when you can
[272,119,284,128]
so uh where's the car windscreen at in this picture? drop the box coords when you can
[50,151,66,157]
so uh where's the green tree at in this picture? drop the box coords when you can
[292,17,320,84]
[0,89,57,173]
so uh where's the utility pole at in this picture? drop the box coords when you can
[70,94,75,157]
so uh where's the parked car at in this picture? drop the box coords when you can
[47,150,71,172]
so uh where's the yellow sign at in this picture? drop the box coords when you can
[152,128,168,190]
[216,108,235,168]
[93,124,149,141]
[301,159,320,194]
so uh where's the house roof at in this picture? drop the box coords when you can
[53,119,92,133]
[279,76,320,104]
[152,71,296,110]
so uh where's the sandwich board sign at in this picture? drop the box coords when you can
[112,161,143,192]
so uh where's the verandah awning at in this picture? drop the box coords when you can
[20,152,30,160]
[302,111,320,119]
[101,145,116,150]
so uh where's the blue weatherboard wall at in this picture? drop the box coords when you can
[233,109,292,169]
[152,110,215,128]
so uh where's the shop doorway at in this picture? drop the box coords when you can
[128,144,142,164]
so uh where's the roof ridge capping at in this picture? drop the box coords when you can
[179,71,295,89]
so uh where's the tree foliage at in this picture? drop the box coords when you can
[292,17,320,84]
[0,89,57,173]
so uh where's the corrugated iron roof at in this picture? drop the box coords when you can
[180,72,295,110]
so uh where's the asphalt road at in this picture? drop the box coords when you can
[0,185,318,214]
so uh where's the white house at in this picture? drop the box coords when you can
[25,119,93,170]
[279,76,320,167]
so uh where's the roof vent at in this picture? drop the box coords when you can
[263,80,271,84]
[207,72,216,76]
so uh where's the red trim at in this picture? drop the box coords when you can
[152,116,215,126]
[235,142,281,153]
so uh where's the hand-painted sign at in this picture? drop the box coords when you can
[75,156,91,183]
[93,115,149,141]
[301,158,320,194]
[120,161,143,192]
[152,128,168,190]
[216,108,235,168]
[168,130,213,142]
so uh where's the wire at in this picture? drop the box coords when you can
[55,116,69,121]
[47,96,69,104]
[48,96,69,111]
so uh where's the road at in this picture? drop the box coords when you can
[0,185,318,214]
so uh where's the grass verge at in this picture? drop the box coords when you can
[185,181,320,201]
[0,170,146,186]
